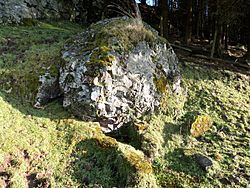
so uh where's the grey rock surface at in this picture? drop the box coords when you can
[194,153,213,170]
[34,72,61,109]
[0,0,139,24]
[0,0,63,24]
[58,17,181,132]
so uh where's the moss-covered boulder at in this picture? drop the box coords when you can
[0,0,138,25]
[56,17,181,132]
[0,0,64,24]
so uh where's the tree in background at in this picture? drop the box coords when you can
[159,0,169,38]
[183,0,192,45]
[138,0,249,60]
[140,0,147,5]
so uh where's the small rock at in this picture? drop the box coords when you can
[82,177,89,185]
[193,153,213,170]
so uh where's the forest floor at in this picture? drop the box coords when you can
[0,21,249,188]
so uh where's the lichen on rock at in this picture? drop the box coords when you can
[58,17,181,132]
[190,115,213,138]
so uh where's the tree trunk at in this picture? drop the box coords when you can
[210,0,222,58]
[224,24,228,50]
[208,0,215,42]
[246,4,250,60]
[215,23,222,57]
[133,0,142,21]
[196,0,201,38]
[140,0,147,5]
[210,21,218,58]
[184,0,192,44]
[246,28,250,59]
[201,0,205,38]
[247,44,250,60]
[159,0,168,38]
[211,20,222,58]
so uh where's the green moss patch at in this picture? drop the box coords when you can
[0,91,157,187]
[88,46,116,68]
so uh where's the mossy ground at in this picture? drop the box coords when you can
[0,21,249,188]
[0,21,83,103]
[153,62,250,188]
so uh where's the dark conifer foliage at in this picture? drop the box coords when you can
[138,0,249,61]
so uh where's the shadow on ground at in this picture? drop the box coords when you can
[71,138,133,188]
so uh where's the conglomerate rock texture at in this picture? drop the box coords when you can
[57,17,181,132]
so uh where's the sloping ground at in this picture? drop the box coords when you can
[0,21,249,188]
[154,61,250,187]
[0,93,158,187]
[0,21,156,188]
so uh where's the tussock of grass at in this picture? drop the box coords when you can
[83,18,158,53]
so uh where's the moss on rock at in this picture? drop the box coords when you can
[60,17,181,132]
[153,75,168,94]
[21,18,39,26]
[79,17,158,54]
[88,46,116,67]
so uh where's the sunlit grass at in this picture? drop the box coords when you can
[0,20,249,187]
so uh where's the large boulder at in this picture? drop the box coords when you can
[0,0,138,24]
[72,0,139,24]
[57,17,181,132]
[0,0,64,24]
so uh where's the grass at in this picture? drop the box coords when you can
[153,62,250,188]
[0,93,156,187]
[0,20,249,187]
[0,21,83,103]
